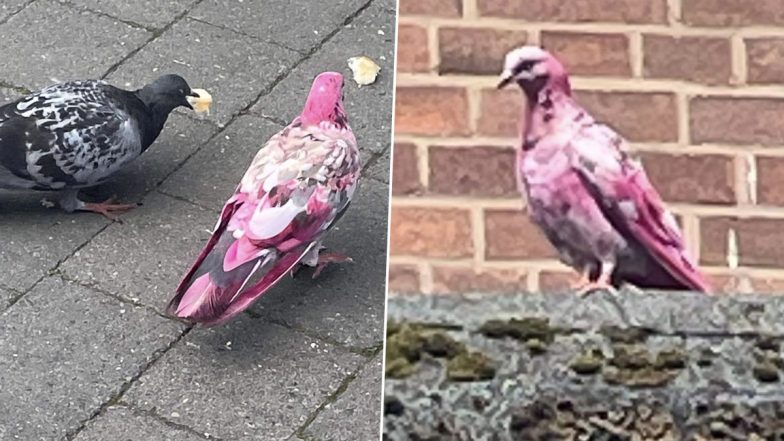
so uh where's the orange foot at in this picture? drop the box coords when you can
[81,198,138,222]
[576,279,617,298]
[313,252,353,279]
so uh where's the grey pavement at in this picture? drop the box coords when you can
[0,0,393,440]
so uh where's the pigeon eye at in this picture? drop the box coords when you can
[514,60,537,75]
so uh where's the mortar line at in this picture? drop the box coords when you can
[100,0,207,80]
[186,16,304,55]
[0,0,37,26]
[64,326,193,441]
[120,404,226,441]
[291,354,380,439]
[57,0,160,32]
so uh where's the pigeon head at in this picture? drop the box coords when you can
[497,46,571,98]
[299,72,348,129]
[138,74,200,113]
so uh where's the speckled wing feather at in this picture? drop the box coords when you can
[168,119,360,326]
[0,81,141,191]
[569,122,711,292]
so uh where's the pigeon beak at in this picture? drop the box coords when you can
[188,90,201,98]
[497,71,513,89]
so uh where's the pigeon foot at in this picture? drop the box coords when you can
[312,251,353,279]
[81,198,138,221]
[576,280,617,298]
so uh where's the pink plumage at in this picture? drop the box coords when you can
[498,46,710,294]
[168,72,360,325]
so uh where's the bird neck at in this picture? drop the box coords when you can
[521,86,582,149]
[133,90,173,149]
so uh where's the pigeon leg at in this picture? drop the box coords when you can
[58,189,137,221]
[312,251,353,279]
[576,262,617,298]
[570,268,593,290]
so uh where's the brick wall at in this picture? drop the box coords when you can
[389,0,784,295]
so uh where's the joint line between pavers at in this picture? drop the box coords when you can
[155,189,217,213]
[292,354,379,439]
[119,403,227,441]
[186,16,306,55]
[100,0,207,80]
[0,0,37,26]
[57,0,160,33]
[257,314,382,358]
[63,326,194,441]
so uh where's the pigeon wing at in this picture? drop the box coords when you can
[569,123,711,293]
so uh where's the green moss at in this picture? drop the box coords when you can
[478,317,560,343]
[384,322,488,381]
[599,325,652,344]
[609,345,651,370]
[525,338,548,356]
[753,362,780,383]
[654,349,687,370]
[446,351,496,382]
[570,350,603,375]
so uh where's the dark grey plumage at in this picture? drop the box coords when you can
[0,74,198,215]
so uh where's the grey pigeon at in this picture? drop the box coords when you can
[0,74,203,218]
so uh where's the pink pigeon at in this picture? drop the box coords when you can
[167,72,360,325]
[497,46,711,295]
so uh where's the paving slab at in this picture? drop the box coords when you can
[125,315,364,441]
[0,1,29,24]
[366,146,391,183]
[0,195,109,292]
[108,18,300,125]
[251,0,396,159]
[305,355,384,441]
[189,0,369,53]
[60,0,199,29]
[1,287,17,309]
[73,406,204,441]
[0,277,184,441]
[249,178,389,349]
[159,114,283,210]
[59,192,218,312]
[0,0,150,90]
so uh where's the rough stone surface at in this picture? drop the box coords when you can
[108,18,299,125]
[0,277,184,441]
[124,316,365,441]
[306,355,384,441]
[61,0,199,29]
[384,291,784,440]
[73,406,202,441]
[190,0,369,52]
[0,0,150,90]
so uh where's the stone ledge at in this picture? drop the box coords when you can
[383,289,784,440]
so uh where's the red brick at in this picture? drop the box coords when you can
[643,35,732,85]
[758,156,784,206]
[477,88,524,137]
[485,209,557,260]
[478,0,667,23]
[432,266,527,294]
[638,152,735,205]
[392,143,421,196]
[747,38,784,85]
[428,146,517,197]
[538,270,575,292]
[395,87,470,137]
[577,91,678,142]
[691,97,784,146]
[683,0,784,27]
[438,27,527,75]
[400,0,462,17]
[541,32,631,77]
[706,273,741,294]
[748,276,784,294]
[390,207,474,258]
[388,264,422,293]
[397,24,430,73]
[701,217,784,268]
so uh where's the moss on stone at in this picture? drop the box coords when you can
[446,350,496,382]
[478,317,561,344]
